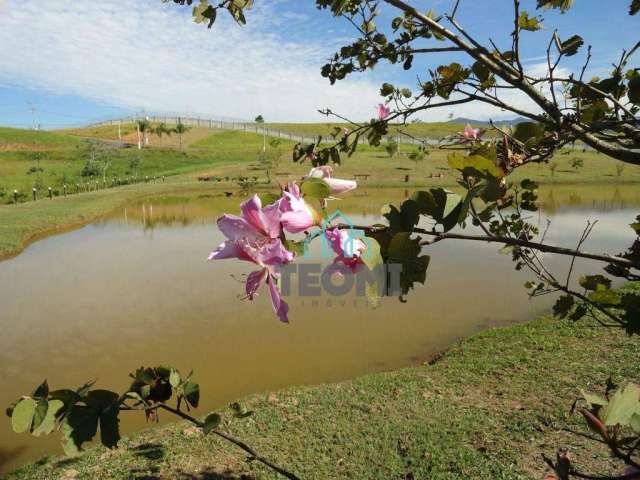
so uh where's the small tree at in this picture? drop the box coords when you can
[385,139,398,158]
[570,157,584,170]
[255,115,266,152]
[129,156,141,178]
[173,121,191,151]
[154,122,172,146]
[136,119,151,149]
[409,146,427,169]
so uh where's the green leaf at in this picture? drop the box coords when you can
[99,406,120,449]
[559,34,584,56]
[513,122,545,143]
[284,239,306,257]
[631,222,640,235]
[388,232,421,262]
[362,237,383,308]
[628,75,640,105]
[62,407,99,455]
[411,191,437,217]
[553,295,574,318]
[380,83,394,96]
[11,398,36,434]
[601,384,640,427]
[300,178,331,200]
[85,390,119,412]
[472,61,491,82]
[183,381,200,409]
[203,413,221,435]
[630,0,640,15]
[438,189,462,220]
[580,389,608,408]
[536,0,574,12]
[32,400,64,437]
[32,381,49,399]
[447,152,503,178]
[518,11,543,31]
[579,275,612,291]
[581,99,610,124]
[631,413,640,433]
[169,370,181,389]
[31,399,48,432]
[588,284,621,305]
[229,402,254,419]
[259,193,281,206]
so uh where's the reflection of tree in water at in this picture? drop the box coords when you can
[539,186,640,214]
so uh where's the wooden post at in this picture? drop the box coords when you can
[14,190,18,205]
[63,184,67,197]
[48,187,53,199]
[32,188,37,201]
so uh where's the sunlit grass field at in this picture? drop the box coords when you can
[1,123,640,259]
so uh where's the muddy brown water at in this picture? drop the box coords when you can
[0,185,639,473]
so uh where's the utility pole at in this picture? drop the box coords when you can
[28,102,38,130]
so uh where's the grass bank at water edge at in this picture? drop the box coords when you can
[7,283,640,479]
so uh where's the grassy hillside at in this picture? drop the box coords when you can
[264,121,492,139]
[0,128,270,203]
[7,287,640,479]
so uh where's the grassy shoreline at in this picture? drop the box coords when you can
[6,288,640,479]
[2,173,640,261]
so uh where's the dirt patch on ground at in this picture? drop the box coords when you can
[0,143,52,152]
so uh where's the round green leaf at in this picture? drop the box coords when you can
[11,398,36,434]
[203,413,221,435]
[33,400,64,437]
[301,178,331,200]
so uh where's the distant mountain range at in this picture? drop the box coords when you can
[447,117,528,126]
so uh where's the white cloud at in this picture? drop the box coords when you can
[0,1,580,124]
[0,0,381,122]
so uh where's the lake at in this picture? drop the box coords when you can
[1,185,639,473]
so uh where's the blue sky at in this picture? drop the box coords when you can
[0,0,636,128]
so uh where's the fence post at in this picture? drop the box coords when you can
[63,184,67,197]
[14,190,18,205]
[32,188,37,202]
[48,187,52,199]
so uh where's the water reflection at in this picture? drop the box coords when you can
[0,185,638,473]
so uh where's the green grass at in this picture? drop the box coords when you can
[7,284,640,479]
[1,124,640,260]
[0,127,271,203]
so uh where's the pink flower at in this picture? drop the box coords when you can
[211,238,292,323]
[377,103,391,120]
[209,194,292,322]
[458,123,481,144]
[279,182,320,234]
[325,227,367,273]
[215,194,281,241]
[306,166,357,195]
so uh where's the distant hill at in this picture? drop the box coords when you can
[448,117,528,126]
